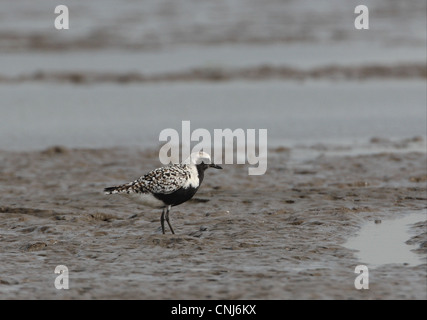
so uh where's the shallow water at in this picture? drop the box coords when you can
[345,211,427,268]
[0,81,425,151]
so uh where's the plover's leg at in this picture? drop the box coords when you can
[160,207,166,234]
[165,205,175,234]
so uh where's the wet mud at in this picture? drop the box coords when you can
[0,143,426,299]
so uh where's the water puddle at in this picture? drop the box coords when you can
[344,211,426,268]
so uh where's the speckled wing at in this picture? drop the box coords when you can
[104,164,190,195]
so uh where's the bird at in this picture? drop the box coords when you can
[104,151,222,234]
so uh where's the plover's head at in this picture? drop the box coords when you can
[184,151,222,170]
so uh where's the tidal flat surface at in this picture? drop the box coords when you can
[0,143,425,299]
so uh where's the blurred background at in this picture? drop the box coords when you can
[0,0,425,152]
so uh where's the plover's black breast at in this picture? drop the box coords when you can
[153,185,199,206]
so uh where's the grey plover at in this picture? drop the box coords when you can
[104,151,222,234]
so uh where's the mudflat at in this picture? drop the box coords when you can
[0,141,425,299]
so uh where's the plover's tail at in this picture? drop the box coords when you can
[104,186,121,194]
[104,181,137,194]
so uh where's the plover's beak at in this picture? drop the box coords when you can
[209,163,222,169]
